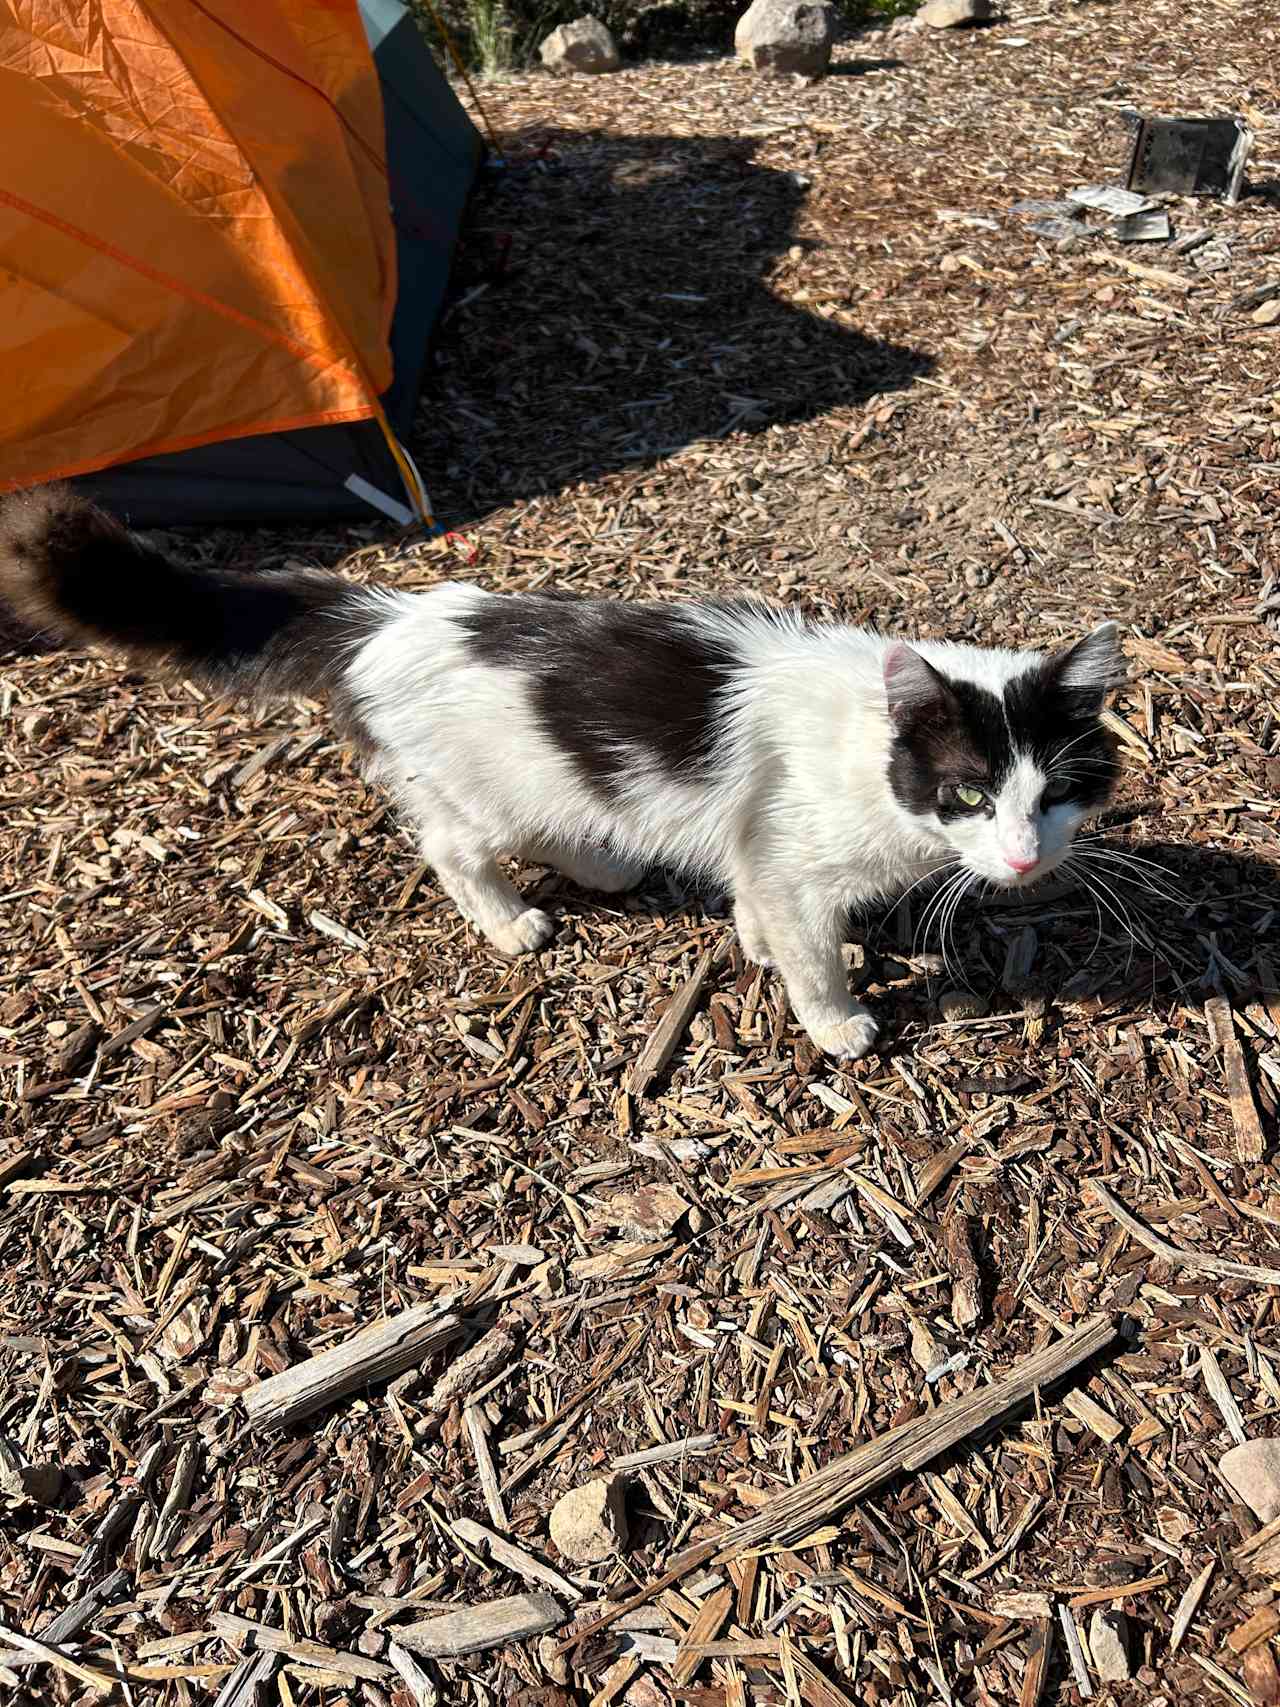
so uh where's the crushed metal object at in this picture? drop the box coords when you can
[1125,115,1252,203]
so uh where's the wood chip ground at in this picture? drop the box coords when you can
[3,1,1280,1702]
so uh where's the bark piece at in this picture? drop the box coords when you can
[241,1304,464,1432]
[396,1593,564,1658]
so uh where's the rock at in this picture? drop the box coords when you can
[1223,1440,1280,1522]
[549,1476,629,1564]
[918,0,992,26]
[1252,299,1280,327]
[734,0,835,76]
[1089,1609,1131,1683]
[539,18,620,73]
[538,1634,569,1686]
[939,988,988,1021]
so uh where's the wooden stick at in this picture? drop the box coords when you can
[0,1567,130,1674]
[1224,1041,1266,1162]
[1206,997,1266,1161]
[944,1212,982,1328]
[1019,1620,1053,1707]
[452,1516,581,1602]
[1057,1604,1093,1700]
[626,949,713,1098]
[0,1626,115,1694]
[703,1313,1117,1559]
[211,1613,391,1682]
[564,1316,1115,1657]
[611,1432,720,1471]
[671,1587,733,1687]
[1087,1181,1280,1286]
[464,1404,508,1531]
[214,1649,279,1707]
[241,1304,464,1432]
[396,1592,564,1658]
[388,1642,440,1706]
[1169,1560,1215,1654]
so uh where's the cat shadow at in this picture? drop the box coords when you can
[534,830,1279,1062]
[416,127,934,526]
[870,832,1280,1031]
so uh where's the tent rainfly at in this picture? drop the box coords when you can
[0,0,483,525]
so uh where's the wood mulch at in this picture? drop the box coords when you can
[3,0,1280,1701]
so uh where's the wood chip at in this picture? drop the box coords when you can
[670,1586,733,1687]
[625,949,714,1097]
[211,1613,392,1681]
[452,1516,582,1602]
[241,1304,464,1432]
[1088,1182,1280,1286]
[396,1593,564,1658]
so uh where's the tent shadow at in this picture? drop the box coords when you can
[415,127,934,523]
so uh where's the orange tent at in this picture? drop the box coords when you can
[0,1,483,523]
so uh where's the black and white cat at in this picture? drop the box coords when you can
[0,487,1121,1059]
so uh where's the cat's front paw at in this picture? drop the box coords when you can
[804,1009,879,1061]
[486,908,556,955]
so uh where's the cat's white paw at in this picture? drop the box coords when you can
[804,1010,879,1061]
[486,908,556,955]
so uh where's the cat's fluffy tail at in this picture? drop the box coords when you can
[0,483,382,703]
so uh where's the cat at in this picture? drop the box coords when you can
[0,486,1122,1059]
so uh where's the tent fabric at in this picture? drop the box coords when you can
[0,1,483,524]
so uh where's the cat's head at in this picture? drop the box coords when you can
[884,623,1122,887]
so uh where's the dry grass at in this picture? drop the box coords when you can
[3,1,1280,1702]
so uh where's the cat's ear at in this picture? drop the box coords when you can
[883,643,956,730]
[1047,622,1123,705]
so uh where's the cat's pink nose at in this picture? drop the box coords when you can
[1005,853,1039,874]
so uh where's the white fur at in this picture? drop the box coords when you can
[343,590,1109,1059]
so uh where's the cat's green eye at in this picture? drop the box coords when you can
[954,784,986,809]
[1042,777,1073,804]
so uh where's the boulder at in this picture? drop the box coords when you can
[549,1476,629,1563]
[918,0,992,25]
[540,18,620,73]
[734,0,835,76]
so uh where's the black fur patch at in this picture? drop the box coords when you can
[458,595,737,795]
[0,486,380,742]
[888,657,1117,820]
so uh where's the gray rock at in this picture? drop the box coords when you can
[540,17,620,73]
[549,1475,629,1563]
[734,0,835,76]
[1089,1609,1131,1683]
[1222,1439,1280,1522]
[918,0,992,26]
